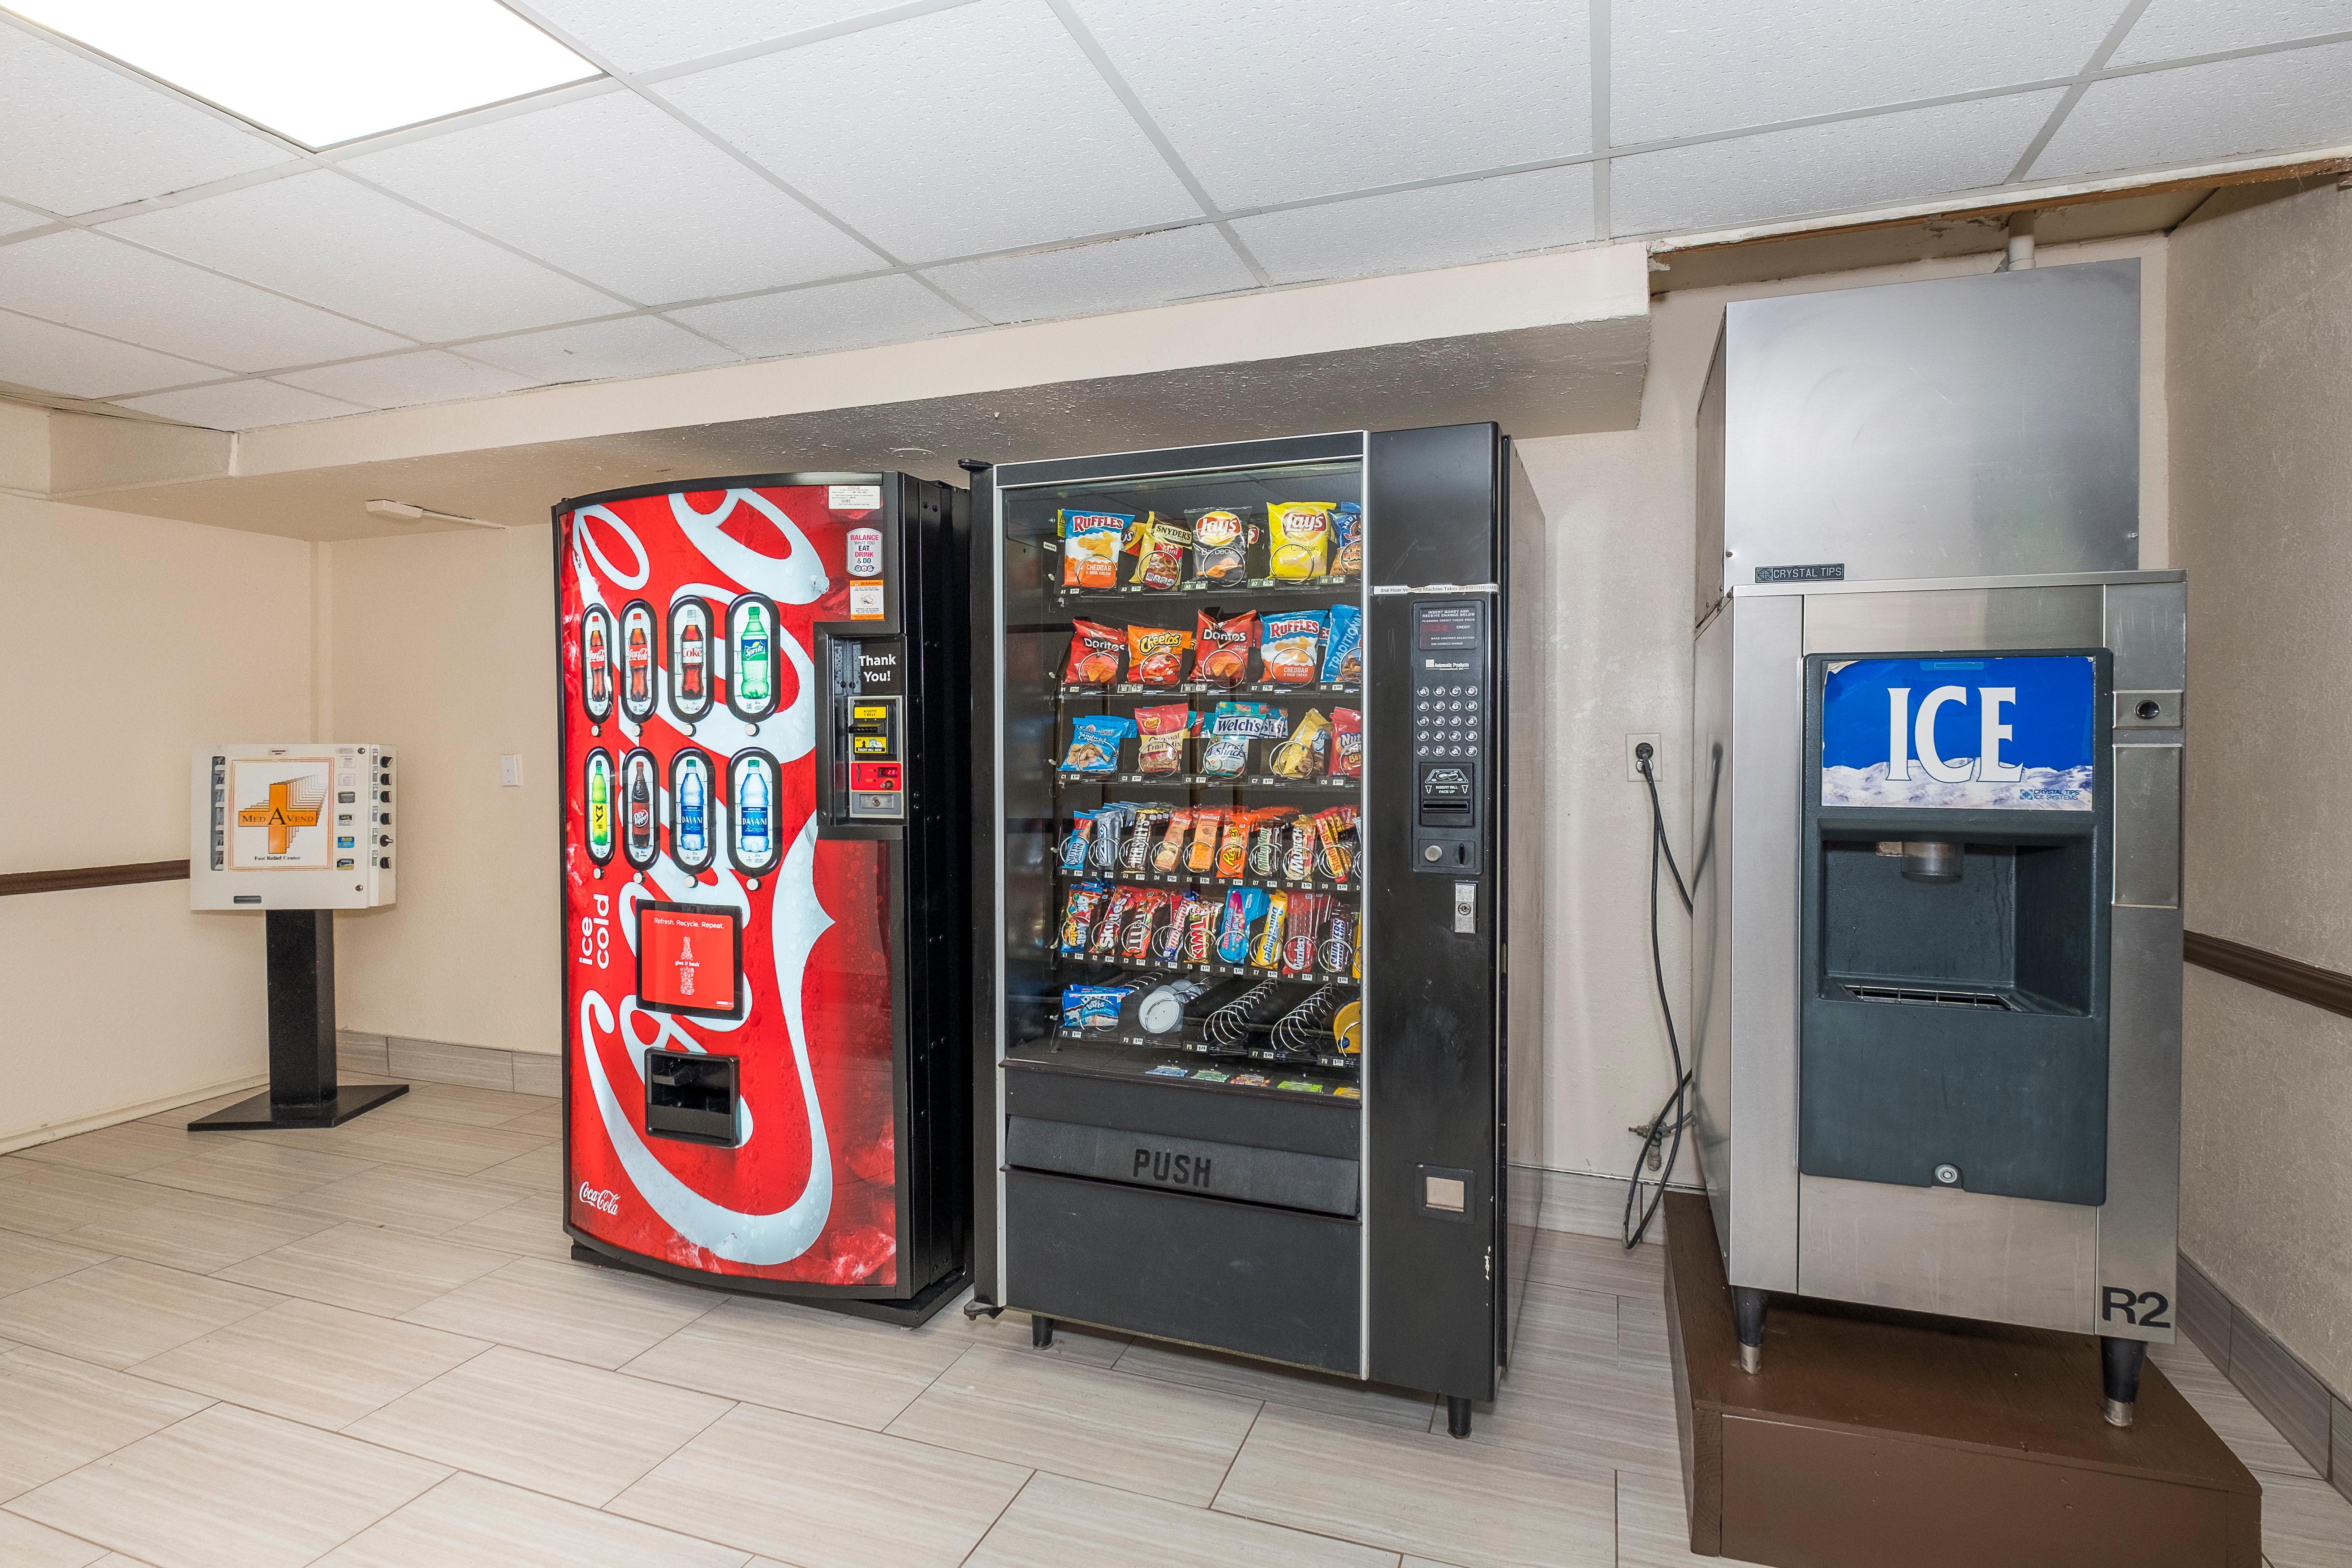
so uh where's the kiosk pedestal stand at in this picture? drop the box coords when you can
[191,910,408,1131]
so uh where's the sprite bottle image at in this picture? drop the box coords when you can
[586,753,613,860]
[679,765,706,856]
[737,604,772,707]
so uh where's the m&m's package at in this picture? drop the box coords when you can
[1060,509,1130,589]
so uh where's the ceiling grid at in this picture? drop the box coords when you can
[1,0,2348,428]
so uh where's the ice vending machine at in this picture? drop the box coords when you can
[1689,259,2186,1425]
[555,473,971,1321]
[970,427,1547,1434]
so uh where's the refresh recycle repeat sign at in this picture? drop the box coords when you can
[1821,655,2096,810]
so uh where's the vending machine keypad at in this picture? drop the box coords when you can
[1411,600,1489,874]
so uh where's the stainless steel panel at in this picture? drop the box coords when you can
[2098,904,2182,1344]
[1504,445,1547,1176]
[1726,594,1804,1292]
[2114,747,2183,909]
[1797,1174,2098,1332]
[2103,581,2188,690]
[1690,606,1735,1257]
[2114,690,2184,729]
[1801,585,2104,655]
[1716,259,2141,592]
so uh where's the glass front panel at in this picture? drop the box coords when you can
[999,457,1366,1101]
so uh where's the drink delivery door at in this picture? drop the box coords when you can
[556,472,972,1320]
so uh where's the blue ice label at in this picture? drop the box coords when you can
[1822,655,2095,810]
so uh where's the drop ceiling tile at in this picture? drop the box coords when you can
[658,0,1201,262]
[924,226,1255,324]
[0,22,293,215]
[2114,0,2352,66]
[462,315,742,383]
[0,307,220,398]
[1,201,56,238]
[1612,0,2112,146]
[2035,39,2352,178]
[101,169,623,340]
[341,92,881,305]
[0,229,408,372]
[526,0,901,72]
[668,274,971,358]
[1069,0,1591,210]
[1232,165,1596,287]
[276,350,536,410]
[1611,89,2066,238]
[116,379,366,430]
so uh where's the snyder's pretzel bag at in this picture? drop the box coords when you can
[1126,625,1193,686]
[1266,502,1334,580]
[1260,611,1326,685]
[1059,509,1130,589]
[1187,507,1253,582]
[1194,611,1256,689]
[1129,514,1192,590]
[1060,714,1134,774]
[1062,620,1124,685]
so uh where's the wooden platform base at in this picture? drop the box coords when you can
[1663,1191,2261,1567]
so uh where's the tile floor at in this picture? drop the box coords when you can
[1,1080,2348,1568]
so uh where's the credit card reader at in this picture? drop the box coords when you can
[1411,600,1486,874]
[827,636,907,826]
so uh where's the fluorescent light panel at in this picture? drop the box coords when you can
[9,0,599,148]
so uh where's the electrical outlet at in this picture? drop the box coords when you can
[1627,734,1663,783]
[499,754,523,788]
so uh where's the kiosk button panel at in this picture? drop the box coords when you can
[1411,600,1488,874]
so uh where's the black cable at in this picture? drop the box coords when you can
[1624,751,1693,1249]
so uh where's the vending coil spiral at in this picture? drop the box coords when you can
[1204,980,1282,1048]
[1271,984,1341,1055]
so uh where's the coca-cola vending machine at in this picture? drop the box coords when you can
[555,472,971,1321]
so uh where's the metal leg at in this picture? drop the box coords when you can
[2101,1335,2147,1428]
[961,1297,1004,1322]
[190,909,408,1131]
[1733,1286,1768,1374]
[1031,1315,1055,1348]
[1445,1396,1473,1438]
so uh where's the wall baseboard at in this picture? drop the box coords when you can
[337,1031,559,1097]
[0,1072,268,1156]
[2176,1251,2351,1503]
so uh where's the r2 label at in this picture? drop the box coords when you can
[2101,1287,2171,1328]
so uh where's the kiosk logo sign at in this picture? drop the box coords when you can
[1822,655,2095,810]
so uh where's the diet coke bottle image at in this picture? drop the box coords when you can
[679,618,706,702]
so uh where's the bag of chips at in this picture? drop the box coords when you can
[1059,882,1107,954]
[1126,625,1192,686]
[1267,503,1333,580]
[1187,507,1253,582]
[1269,709,1330,778]
[1321,603,1361,685]
[1062,620,1124,685]
[1331,707,1363,779]
[1059,509,1129,589]
[1332,503,1363,576]
[1061,983,1130,1031]
[1260,611,1326,684]
[1153,808,1193,873]
[1129,514,1192,590]
[1135,705,1196,775]
[1060,713,1133,773]
[1194,611,1256,689]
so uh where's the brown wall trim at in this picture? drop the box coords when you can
[0,860,191,898]
[2185,929,2352,1022]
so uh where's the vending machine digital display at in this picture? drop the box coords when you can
[555,472,971,1321]
[970,427,1548,1434]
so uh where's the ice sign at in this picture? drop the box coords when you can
[1821,655,2096,810]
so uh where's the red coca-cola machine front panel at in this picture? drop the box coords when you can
[557,482,901,1288]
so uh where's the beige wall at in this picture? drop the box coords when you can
[2169,179,2352,1396]
[1516,233,2170,1185]
[0,485,313,1146]
[324,522,559,1057]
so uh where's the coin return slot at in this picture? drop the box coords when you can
[644,1049,740,1147]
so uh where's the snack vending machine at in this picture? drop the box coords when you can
[972,426,1547,1434]
[556,472,971,1321]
